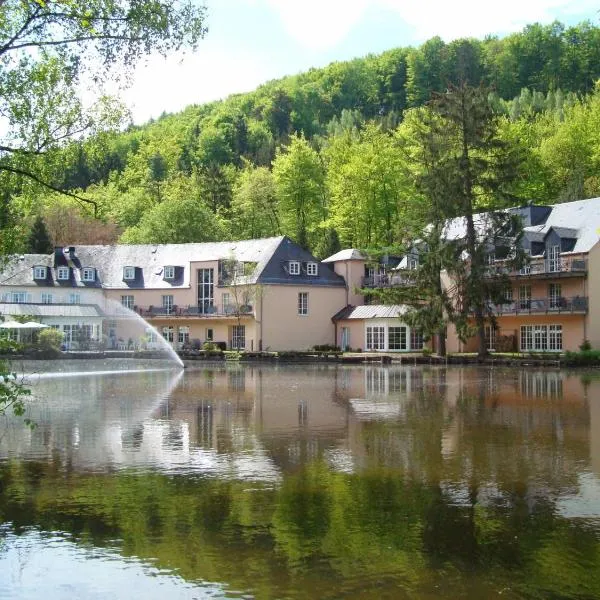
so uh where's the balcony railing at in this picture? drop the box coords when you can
[135,304,253,318]
[362,273,415,288]
[486,257,587,277]
[488,295,588,315]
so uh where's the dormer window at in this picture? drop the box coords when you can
[57,266,70,280]
[123,266,136,281]
[164,265,175,280]
[33,266,47,280]
[289,260,300,275]
[306,262,318,276]
[82,267,95,282]
[408,257,418,270]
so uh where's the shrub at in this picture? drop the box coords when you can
[312,344,340,352]
[579,339,592,352]
[38,328,64,351]
[564,349,600,366]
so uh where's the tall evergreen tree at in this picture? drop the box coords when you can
[27,216,53,254]
[424,83,524,356]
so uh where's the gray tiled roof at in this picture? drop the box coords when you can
[0,236,346,290]
[322,249,366,262]
[443,197,600,253]
[333,305,409,320]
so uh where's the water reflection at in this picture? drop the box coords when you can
[1,362,600,599]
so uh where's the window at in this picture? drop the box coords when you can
[503,286,514,303]
[366,326,385,351]
[549,325,562,351]
[231,325,245,349]
[306,262,318,276]
[222,292,232,313]
[408,257,418,270]
[197,268,214,313]
[206,328,214,341]
[121,295,134,309]
[33,266,47,280]
[178,326,190,345]
[520,249,531,275]
[82,268,95,282]
[11,291,27,303]
[289,260,300,275]
[123,266,135,280]
[486,252,495,265]
[548,245,560,272]
[410,329,424,350]
[485,325,497,351]
[520,325,561,352]
[68,293,81,304]
[519,285,531,310]
[162,326,174,343]
[298,292,308,315]
[388,326,407,350]
[162,294,174,314]
[41,292,53,304]
[164,265,175,280]
[57,266,70,280]
[548,283,562,309]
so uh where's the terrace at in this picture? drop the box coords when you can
[135,304,254,318]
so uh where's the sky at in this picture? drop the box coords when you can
[121,0,599,124]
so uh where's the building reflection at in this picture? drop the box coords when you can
[1,363,599,493]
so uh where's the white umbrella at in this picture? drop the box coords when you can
[0,320,29,329]
[22,321,49,329]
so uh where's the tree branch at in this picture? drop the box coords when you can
[0,165,98,216]
[8,33,143,52]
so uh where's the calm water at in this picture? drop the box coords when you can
[1,360,600,599]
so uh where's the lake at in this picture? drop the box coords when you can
[1,360,599,599]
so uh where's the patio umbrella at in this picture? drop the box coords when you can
[0,320,29,341]
[0,320,29,329]
[22,321,49,329]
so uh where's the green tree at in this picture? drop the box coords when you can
[27,215,53,254]
[120,176,224,244]
[0,0,207,253]
[230,165,280,239]
[407,85,524,356]
[272,135,326,250]
[326,123,407,248]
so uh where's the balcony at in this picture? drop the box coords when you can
[362,272,415,288]
[135,304,254,318]
[488,295,588,316]
[486,257,587,278]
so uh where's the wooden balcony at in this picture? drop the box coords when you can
[486,257,587,279]
[135,304,254,318]
[488,295,588,316]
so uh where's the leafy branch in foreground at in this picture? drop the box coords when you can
[0,342,33,428]
[0,0,208,237]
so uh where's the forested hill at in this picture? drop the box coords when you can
[15,20,600,256]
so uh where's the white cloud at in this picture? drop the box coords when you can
[264,0,598,50]
[122,46,272,124]
[266,0,369,51]
[380,0,599,41]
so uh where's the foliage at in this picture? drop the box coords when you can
[272,135,326,249]
[564,349,600,366]
[0,349,32,427]
[411,84,524,356]
[27,215,53,253]
[37,328,64,352]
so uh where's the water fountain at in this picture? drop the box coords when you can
[103,299,185,368]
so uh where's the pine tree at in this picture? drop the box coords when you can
[27,216,53,254]
[424,83,524,356]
